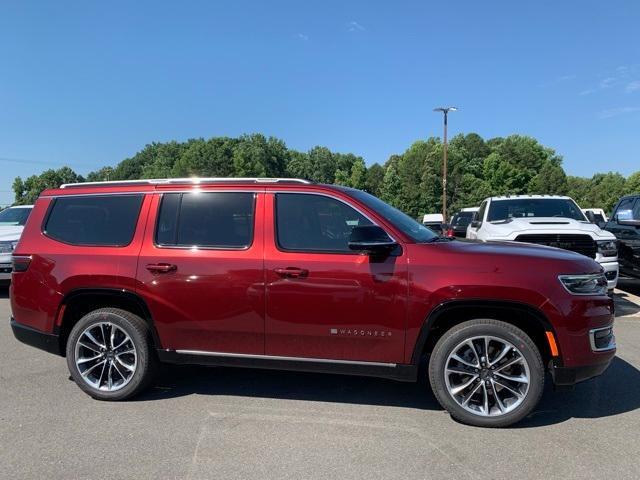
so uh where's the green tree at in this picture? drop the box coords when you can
[13,166,83,204]
[364,163,385,196]
[529,162,568,195]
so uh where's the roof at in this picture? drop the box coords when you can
[488,194,572,201]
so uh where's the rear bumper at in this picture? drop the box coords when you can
[11,317,62,356]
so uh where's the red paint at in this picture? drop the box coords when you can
[10,180,615,374]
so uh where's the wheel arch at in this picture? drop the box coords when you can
[57,288,161,356]
[411,300,558,367]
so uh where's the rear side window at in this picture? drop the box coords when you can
[44,195,144,246]
[156,192,255,248]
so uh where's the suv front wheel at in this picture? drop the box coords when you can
[66,308,157,400]
[428,319,544,427]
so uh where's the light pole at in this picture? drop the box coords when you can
[433,106,457,219]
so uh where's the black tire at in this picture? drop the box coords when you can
[66,308,157,401]
[428,319,544,428]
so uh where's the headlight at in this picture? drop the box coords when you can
[558,274,608,295]
[11,241,19,251]
[597,240,617,257]
[0,241,13,254]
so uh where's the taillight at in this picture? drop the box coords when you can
[446,228,454,238]
[12,255,32,273]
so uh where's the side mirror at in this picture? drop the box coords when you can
[618,219,640,227]
[585,211,596,223]
[348,225,398,255]
[470,220,481,229]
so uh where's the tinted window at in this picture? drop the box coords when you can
[45,195,143,246]
[337,188,437,243]
[0,207,32,226]
[276,193,373,252]
[614,197,640,221]
[452,211,474,227]
[487,198,586,222]
[156,192,255,248]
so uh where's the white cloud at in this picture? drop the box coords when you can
[538,74,576,88]
[626,80,640,92]
[347,21,365,32]
[296,33,309,41]
[599,106,640,119]
[580,64,640,95]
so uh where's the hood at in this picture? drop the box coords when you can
[484,217,615,239]
[411,238,602,275]
[0,225,24,241]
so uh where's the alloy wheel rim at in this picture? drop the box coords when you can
[74,322,137,392]
[444,335,530,417]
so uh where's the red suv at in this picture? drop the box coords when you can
[10,178,616,427]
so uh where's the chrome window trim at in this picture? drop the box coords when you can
[153,191,257,251]
[174,349,397,368]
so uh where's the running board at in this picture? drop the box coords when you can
[157,349,418,382]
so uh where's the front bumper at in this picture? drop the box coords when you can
[550,358,613,386]
[11,317,62,355]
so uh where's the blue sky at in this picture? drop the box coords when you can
[1,0,639,204]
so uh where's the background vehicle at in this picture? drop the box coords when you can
[0,205,33,282]
[604,194,640,279]
[447,207,479,238]
[582,208,608,226]
[422,213,446,235]
[11,179,615,428]
[467,195,619,290]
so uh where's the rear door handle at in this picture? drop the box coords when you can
[274,267,308,278]
[146,263,177,273]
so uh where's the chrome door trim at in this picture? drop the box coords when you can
[174,349,397,368]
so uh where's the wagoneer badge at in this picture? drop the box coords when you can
[330,328,392,337]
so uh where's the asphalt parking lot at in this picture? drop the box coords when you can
[2,283,640,480]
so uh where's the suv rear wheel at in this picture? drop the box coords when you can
[428,319,544,427]
[66,308,157,400]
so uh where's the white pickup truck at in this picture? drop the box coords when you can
[466,195,619,290]
[0,205,34,281]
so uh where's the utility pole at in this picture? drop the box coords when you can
[433,106,457,219]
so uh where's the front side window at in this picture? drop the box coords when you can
[614,198,640,221]
[0,207,32,226]
[156,192,255,248]
[452,211,474,227]
[337,188,437,243]
[44,195,143,246]
[487,198,586,222]
[276,193,373,252]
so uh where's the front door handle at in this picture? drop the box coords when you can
[146,263,177,273]
[274,267,308,278]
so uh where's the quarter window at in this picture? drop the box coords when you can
[44,195,144,246]
[275,193,373,252]
[156,192,255,248]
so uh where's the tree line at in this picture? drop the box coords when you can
[12,133,640,218]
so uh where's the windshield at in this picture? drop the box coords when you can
[452,211,474,227]
[339,188,438,242]
[0,207,32,226]
[487,198,586,222]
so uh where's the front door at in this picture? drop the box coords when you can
[264,192,408,363]
[137,190,265,354]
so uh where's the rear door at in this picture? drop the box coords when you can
[263,191,408,363]
[136,189,265,354]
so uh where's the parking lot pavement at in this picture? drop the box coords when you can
[2,288,640,480]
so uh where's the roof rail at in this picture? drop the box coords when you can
[59,177,312,189]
